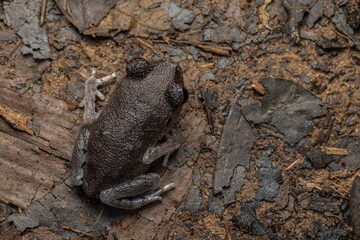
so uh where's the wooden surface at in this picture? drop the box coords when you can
[0,83,81,209]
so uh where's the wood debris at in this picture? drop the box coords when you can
[323,147,349,156]
[0,105,32,135]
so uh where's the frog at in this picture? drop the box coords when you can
[70,58,188,210]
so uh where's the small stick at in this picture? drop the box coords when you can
[71,234,85,240]
[92,208,104,228]
[324,119,333,143]
[223,199,236,206]
[285,153,305,171]
[199,63,214,68]
[8,40,22,59]
[323,147,349,156]
[330,26,350,41]
[40,0,48,26]
[224,221,232,240]
[63,226,100,238]
[196,44,231,56]
[136,37,154,50]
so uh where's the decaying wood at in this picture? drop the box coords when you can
[0,131,66,209]
[0,104,32,135]
[0,85,81,209]
[0,86,80,160]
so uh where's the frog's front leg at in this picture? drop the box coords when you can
[79,69,117,123]
[99,173,175,210]
[72,70,117,184]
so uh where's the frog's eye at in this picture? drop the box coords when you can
[166,84,187,107]
[126,58,151,79]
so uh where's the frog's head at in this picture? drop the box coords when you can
[126,57,188,129]
[126,57,188,107]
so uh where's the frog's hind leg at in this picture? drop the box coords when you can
[99,173,175,210]
[70,125,91,186]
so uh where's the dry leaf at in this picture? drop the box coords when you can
[84,1,171,37]
[54,0,121,32]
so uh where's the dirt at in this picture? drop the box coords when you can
[0,0,359,239]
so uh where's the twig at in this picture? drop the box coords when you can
[330,26,350,41]
[222,199,236,206]
[63,226,100,238]
[153,39,194,46]
[199,63,214,68]
[135,37,154,50]
[92,208,104,228]
[285,153,305,171]
[224,221,232,240]
[322,147,349,156]
[40,0,48,26]
[8,40,22,59]
[196,44,231,56]
[71,234,85,240]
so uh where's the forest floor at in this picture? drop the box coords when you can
[0,0,359,239]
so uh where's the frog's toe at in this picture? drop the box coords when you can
[153,183,175,196]
[144,183,175,201]
[145,195,162,202]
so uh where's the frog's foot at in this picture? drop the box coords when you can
[79,69,117,107]
[143,139,180,165]
[79,69,117,123]
[99,173,175,210]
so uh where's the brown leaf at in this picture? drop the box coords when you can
[54,0,121,32]
[83,1,171,37]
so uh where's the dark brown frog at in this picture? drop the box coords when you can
[71,58,188,210]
